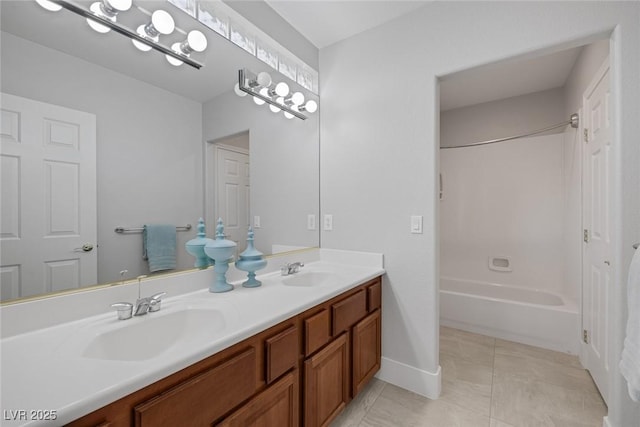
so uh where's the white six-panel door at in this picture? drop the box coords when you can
[582,59,611,404]
[216,145,250,252]
[0,93,96,300]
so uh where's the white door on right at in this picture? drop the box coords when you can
[582,58,611,404]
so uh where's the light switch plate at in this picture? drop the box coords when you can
[307,214,316,230]
[411,215,423,234]
[323,214,333,231]
[253,215,261,228]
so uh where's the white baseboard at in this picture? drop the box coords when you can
[376,357,441,399]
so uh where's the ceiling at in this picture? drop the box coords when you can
[439,46,583,111]
[264,0,431,49]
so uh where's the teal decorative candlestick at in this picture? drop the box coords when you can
[235,227,267,288]
[204,218,237,293]
[185,218,213,269]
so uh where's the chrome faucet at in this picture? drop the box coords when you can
[110,274,166,320]
[281,262,304,276]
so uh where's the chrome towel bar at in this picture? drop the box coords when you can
[115,224,192,234]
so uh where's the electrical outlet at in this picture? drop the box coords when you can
[323,214,333,231]
[253,215,261,228]
[307,214,316,230]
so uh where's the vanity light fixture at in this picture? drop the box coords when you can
[86,0,132,34]
[236,69,317,120]
[35,0,205,69]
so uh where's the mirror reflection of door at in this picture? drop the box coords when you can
[208,132,250,255]
[1,93,97,300]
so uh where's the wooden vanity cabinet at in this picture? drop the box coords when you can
[67,276,382,427]
[301,277,382,427]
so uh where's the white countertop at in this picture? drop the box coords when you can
[0,250,384,426]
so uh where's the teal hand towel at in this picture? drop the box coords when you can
[143,224,177,273]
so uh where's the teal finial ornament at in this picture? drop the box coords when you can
[235,226,267,288]
[185,218,213,269]
[204,218,237,293]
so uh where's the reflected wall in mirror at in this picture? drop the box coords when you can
[0,1,319,302]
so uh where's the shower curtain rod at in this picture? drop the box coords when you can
[440,113,579,150]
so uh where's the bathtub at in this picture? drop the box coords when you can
[440,277,579,354]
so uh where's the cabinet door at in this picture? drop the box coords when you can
[217,371,298,427]
[352,310,381,396]
[304,333,349,427]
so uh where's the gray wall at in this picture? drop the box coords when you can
[319,2,639,424]
[440,88,566,148]
[1,32,203,284]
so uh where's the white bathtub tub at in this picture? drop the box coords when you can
[440,277,579,354]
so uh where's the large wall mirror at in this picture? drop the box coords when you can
[0,0,320,302]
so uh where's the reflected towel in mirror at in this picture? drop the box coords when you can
[143,224,177,273]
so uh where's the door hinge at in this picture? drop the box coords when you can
[584,229,590,243]
[583,329,589,344]
[583,129,589,143]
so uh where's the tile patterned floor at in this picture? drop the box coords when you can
[331,326,607,427]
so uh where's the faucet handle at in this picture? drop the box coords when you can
[149,292,167,312]
[111,302,133,320]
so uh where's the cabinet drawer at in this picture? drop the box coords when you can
[265,325,298,384]
[367,280,381,312]
[332,289,367,336]
[217,371,298,427]
[304,309,330,357]
[134,347,257,427]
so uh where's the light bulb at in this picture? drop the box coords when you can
[132,25,154,51]
[269,104,281,113]
[284,111,294,119]
[86,0,132,33]
[36,0,62,11]
[253,96,266,106]
[165,31,207,66]
[257,72,272,87]
[303,100,318,113]
[234,83,247,97]
[291,92,304,106]
[109,0,132,11]
[166,43,184,66]
[87,3,112,33]
[151,10,175,35]
[276,96,285,105]
[186,30,207,52]
[274,82,289,97]
[132,10,174,51]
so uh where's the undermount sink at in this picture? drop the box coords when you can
[282,271,334,287]
[82,307,227,362]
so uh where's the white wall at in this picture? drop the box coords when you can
[440,133,565,295]
[202,88,320,254]
[319,2,640,424]
[440,88,566,148]
[1,33,203,284]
